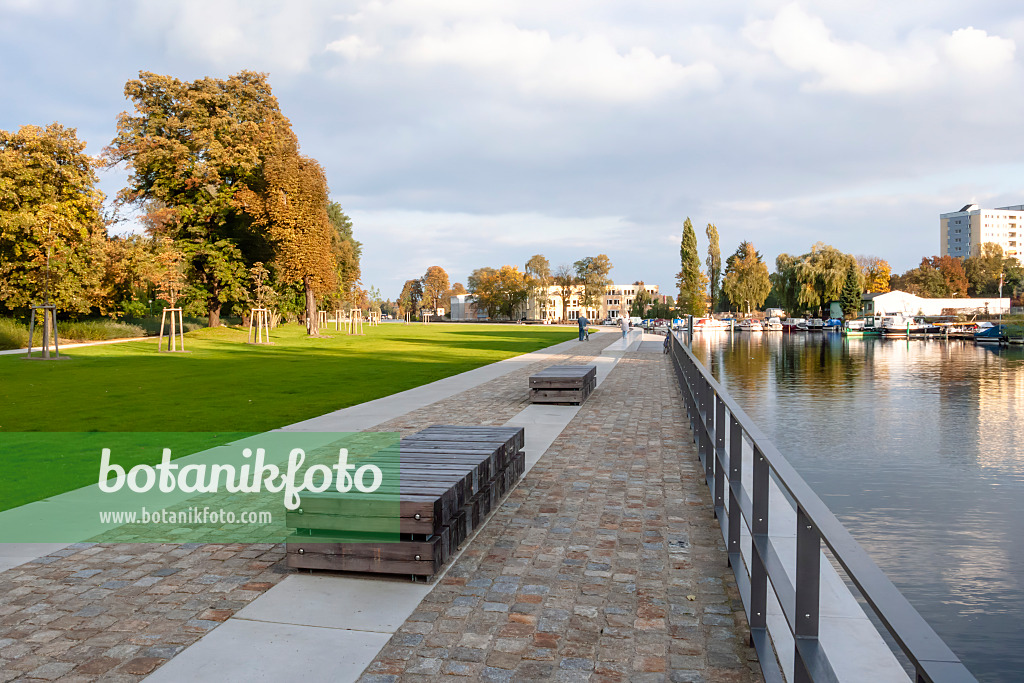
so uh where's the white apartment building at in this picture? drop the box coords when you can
[527,283,663,322]
[940,203,1023,261]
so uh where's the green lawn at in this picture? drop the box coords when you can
[0,323,577,510]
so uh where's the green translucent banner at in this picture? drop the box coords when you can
[0,432,401,544]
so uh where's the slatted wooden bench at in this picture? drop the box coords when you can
[529,364,597,405]
[286,425,525,578]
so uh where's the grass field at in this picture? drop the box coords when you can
[0,323,577,510]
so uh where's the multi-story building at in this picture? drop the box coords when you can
[940,203,1023,261]
[526,283,663,322]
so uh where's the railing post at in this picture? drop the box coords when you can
[704,379,715,484]
[794,505,821,683]
[727,414,742,567]
[749,444,769,644]
[714,397,726,519]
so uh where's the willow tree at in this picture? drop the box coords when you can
[774,243,856,316]
[234,139,336,335]
[574,255,613,312]
[676,218,705,315]
[0,123,107,315]
[105,71,290,326]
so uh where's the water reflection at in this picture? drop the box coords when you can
[689,332,1024,682]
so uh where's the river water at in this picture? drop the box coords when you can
[687,331,1024,682]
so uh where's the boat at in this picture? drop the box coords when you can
[843,317,881,337]
[974,323,1007,344]
[781,318,807,332]
[693,317,730,331]
[806,318,825,331]
[737,319,764,332]
[823,318,844,332]
[765,317,783,331]
[879,314,941,337]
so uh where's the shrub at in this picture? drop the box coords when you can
[0,318,29,351]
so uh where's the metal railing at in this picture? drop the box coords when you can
[668,330,976,683]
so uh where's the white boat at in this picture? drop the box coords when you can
[781,318,807,332]
[765,317,783,331]
[693,317,730,331]
[806,318,825,331]
[878,314,940,337]
[738,319,764,332]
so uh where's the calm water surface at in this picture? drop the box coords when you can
[689,332,1024,682]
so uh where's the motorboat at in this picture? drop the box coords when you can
[781,318,807,332]
[974,323,1007,344]
[806,318,825,331]
[764,317,783,331]
[737,319,764,332]
[693,317,730,331]
[823,318,844,331]
[879,314,941,337]
[843,317,881,337]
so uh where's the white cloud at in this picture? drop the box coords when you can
[945,26,1016,71]
[400,21,718,101]
[326,35,382,61]
[745,3,1015,94]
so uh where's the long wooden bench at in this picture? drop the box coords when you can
[529,364,597,405]
[285,425,525,577]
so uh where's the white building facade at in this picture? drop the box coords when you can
[527,283,664,322]
[863,290,1009,316]
[940,203,1024,261]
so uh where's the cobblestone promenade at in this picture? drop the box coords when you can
[0,334,760,682]
[357,347,761,683]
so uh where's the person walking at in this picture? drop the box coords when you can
[619,316,629,341]
[577,313,589,341]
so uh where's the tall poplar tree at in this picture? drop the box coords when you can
[676,218,704,315]
[839,262,862,317]
[706,223,721,312]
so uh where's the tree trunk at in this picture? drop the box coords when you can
[208,304,221,328]
[304,274,317,336]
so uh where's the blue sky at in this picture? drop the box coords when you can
[3,0,1023,299]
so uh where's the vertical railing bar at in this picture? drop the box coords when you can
[728,414,742,565]
[749,443,769,642]
[794,505,821,683]
[714,396,726,518]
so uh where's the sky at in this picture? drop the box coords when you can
[3,0,1024,299]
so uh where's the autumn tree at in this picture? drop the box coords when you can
[551,264,578,319]
[468,265,528,319]
[524,254,551,318]
[892,256,969,298]
[0,123,107,315]
[722,242,771,314]
[706,223,722,312]
[964,243,1011,296]
[450,282,467,295]
[573,255,613,312]
[419,266,450,314]
[105,71,295,327]
[234,135,336,335]
[856,255,891,293]
[676,218,704,315]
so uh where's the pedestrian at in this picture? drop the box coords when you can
[577,313,589,341]
[619,316,629,341]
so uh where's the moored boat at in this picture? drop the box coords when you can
[765,317,783,331]
[879,314,941,337]
[806,318,825,331]
[843,317,881,337]
[738,319,764,332]
[693,317,730,331]
[781,317,807,332]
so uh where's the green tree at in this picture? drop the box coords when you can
[467,265,527,319]
[573,255,613,311]
[328,202,361,309]
[722,242,771,314]
[398,279,423,318]
[963,243,1008,296]
[0,123,107,315]
[839,262,862,317]
[706,223,722,312]
[676,218,704,315]
[629,283,652,318]
[771,253,800,315]
[105,70,294,326]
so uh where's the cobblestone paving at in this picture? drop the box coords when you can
[0,332,615,682]
[357,351,762,683]
[366,332,618,436]
[0,543,285,682]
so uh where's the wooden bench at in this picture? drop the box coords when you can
[529,364,597,405]
[286,425,525,577]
